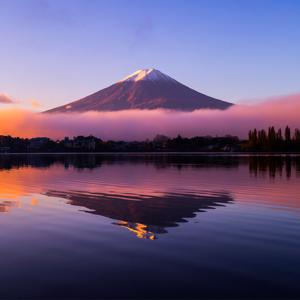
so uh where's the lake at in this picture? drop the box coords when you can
[0,154,300,299]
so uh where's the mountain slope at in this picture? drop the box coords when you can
[46,69,233,113]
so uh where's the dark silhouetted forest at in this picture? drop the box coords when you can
[0,126,300,153]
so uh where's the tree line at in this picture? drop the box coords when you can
[246,126,300,151]
[0,134,239,153]
[1,126,300,153]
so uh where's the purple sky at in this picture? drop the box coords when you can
[0,0,300,110]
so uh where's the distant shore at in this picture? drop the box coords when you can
[1,126,300,153]
[1,152,300,156]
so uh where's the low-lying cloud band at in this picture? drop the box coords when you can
[0,94,299,140]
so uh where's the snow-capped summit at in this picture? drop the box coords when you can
[119,68,177,83]
[46,68,233,113]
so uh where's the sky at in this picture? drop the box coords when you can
[1,0,300,111]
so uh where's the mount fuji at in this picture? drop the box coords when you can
[46,69,233,113]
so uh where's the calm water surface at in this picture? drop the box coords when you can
[0,154,300,299]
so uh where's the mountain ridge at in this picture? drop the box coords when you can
[45,69,233,113]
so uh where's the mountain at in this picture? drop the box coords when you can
[45,68,233,113]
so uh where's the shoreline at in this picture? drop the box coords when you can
[1,152,300,156]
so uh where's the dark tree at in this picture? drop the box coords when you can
[285,126,291,142]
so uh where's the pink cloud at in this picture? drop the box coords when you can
[0,93,299,140]
[0,94,15,104]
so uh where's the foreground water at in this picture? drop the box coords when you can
[0,154,300,299]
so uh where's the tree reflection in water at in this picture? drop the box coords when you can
[248,155,300,178]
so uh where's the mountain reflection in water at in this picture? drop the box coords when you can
[0,154,300,221]
[46,189,233,239]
